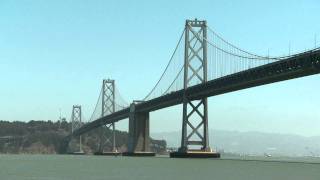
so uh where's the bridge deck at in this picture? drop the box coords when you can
[71,49,320,137]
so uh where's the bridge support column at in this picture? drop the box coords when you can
[123,103,155,156]
[170,19,220,158]
[69,105,85,155]
[94,79,120,156]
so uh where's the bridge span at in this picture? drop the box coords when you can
[66,19,320,158]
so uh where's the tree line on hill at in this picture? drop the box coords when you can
[0,120,166,154]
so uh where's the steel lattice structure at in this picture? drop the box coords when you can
[180,19,210,152]
[71,105,82,133]
[101,79,117,152]
[71,105,82,152]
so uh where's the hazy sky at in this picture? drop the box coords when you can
[1,0,320,136]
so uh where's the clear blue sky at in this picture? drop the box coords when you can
[1,0,320,136]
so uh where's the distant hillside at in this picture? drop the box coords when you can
[0,120,166,154]
[152,130,320,156]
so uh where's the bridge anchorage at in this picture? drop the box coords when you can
[94,79,120,156]
[170,19,220,158]
[69,105,85,154]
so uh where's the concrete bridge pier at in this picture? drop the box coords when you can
[122,103,155,156]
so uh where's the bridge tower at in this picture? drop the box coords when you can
[71,105,83,153]
[97,79,117,153]
[171,19,220,158]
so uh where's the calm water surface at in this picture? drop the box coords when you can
[0,154,319,180]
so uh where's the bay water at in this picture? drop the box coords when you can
[0,154,319,180]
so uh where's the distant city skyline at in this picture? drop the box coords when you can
[1,0,320,136]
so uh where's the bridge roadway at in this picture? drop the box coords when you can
[70,49,320,138]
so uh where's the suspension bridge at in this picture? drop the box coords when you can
[64,19,320,158]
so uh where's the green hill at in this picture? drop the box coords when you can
[0,120,166,154]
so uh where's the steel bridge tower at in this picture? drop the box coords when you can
[100,79,117,152]
[71,105,83,152]
[172,19,219,158]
